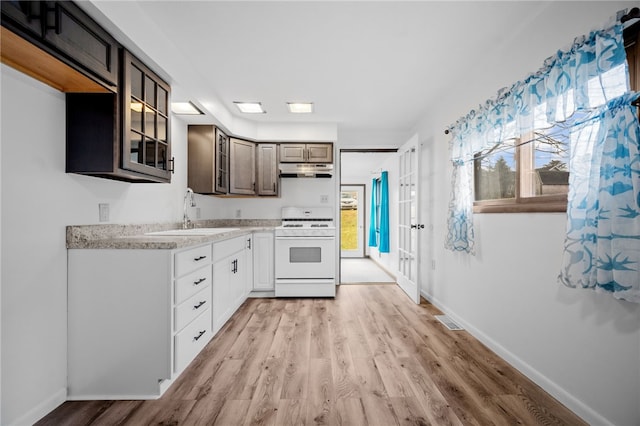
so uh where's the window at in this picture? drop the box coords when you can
[473,24,639,214]
[473,125,571,213]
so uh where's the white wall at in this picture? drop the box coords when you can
[194,177,336,220]
[0,64,336,425]
[414,2,640,425]
[0,65,186,425]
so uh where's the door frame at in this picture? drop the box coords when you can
[338,148,399,286]
[340,184,366,258]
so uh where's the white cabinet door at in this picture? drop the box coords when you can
[253,232,274,291]
[212,254,232,333]
[244,235,254,294]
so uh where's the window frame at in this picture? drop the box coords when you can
[474,133,569,213]
[473,23,639,214]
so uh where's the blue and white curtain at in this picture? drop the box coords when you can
[368,172,391,253]
[369,178,378,247]
[445,11,640,302]
[379,171,390,253]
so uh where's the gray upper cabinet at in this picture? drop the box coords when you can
[280,143,333,163]
[257,144,278,196]
[188,125,228,194]
[229,138,256,195]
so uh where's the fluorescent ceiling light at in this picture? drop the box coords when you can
[287,102,314,113]
[171,101,204,115]
[234,102,266,114]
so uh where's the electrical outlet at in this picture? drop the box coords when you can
[196,207,201,219]
[235,209,242,218]
[98,203,109,222]
[320,194,328,203]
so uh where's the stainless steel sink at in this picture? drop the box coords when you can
[144,227,240,237]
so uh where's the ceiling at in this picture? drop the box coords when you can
[86,1,635,138]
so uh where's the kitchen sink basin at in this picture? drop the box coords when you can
[144,227,240,237]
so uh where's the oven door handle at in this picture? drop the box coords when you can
[275,236,335,240]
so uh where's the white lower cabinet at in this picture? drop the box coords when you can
[68,243,215,399]
[212,235,252,333]
[68,249,175,399]
[253,232,274,291]
[67,232,261,399]
[174,304,211,372]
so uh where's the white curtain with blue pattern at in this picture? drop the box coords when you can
[445,11,640,302]
[559,93,640,302]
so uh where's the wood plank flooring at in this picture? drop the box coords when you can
[37,284,585,425]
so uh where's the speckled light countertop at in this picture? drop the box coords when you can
[67,219,280,250]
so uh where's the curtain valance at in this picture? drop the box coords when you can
[446,16,628,165]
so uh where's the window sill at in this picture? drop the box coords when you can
[473,195,567,213]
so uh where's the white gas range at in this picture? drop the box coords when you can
[274,207,336,297]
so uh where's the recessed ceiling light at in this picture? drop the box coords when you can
[234,102,266,114]
[171,101,204,115]
[287,102,314,113]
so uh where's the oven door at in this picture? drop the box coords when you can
[275,236,335,279]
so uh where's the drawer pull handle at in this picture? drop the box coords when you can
[193,330,206,341]
[193,278,206,286]
[193,301,206,310]
[194,255,207,261]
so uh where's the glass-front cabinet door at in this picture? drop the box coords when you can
[215,128,229,193]
[122,50,172,182]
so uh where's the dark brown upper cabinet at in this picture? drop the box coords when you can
[1,1,119,91]
[280,143,333,163]
[188,125,229,194]
[66,49,173,183]
[121,50,172,181]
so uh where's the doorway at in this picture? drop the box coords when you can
[339,149,398,284]
[340,185,365,258]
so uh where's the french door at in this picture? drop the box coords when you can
[397,135,421,304]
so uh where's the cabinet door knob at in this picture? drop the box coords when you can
[194,255,207,261]
[193,277,206,286]
[193,301,206,310]
[168,157,175,174]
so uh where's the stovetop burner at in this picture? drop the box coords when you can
[276,206,336,236]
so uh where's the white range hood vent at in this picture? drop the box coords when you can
[279,163,333,178]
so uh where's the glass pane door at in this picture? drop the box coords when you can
[397,135,421,304]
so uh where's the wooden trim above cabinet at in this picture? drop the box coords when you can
[1,26,110,93]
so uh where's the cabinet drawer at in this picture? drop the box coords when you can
[174,307,211,373]
[175,287,211,332]
[175,244,212,277]
[213,236,246,263]
[175,265,211,304]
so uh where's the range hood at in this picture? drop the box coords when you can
[279,163,334,178]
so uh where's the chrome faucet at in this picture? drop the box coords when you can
[183,187,196,229]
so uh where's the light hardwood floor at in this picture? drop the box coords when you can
[38,284,585,425]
